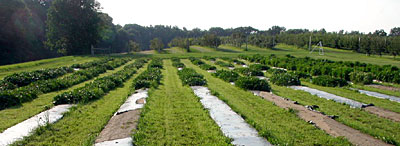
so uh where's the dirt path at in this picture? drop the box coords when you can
[95,110,140,143]
[367,84,400,92]
[258,91,391,146]
[364,106,400,122]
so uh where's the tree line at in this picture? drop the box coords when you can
[1,0,400,65]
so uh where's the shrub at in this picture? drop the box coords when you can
[235,76,270,91]
[171,57,185,68]
[233,59,245,65]
[270,72,301,86]
[311,75,348,87]
[148,58,163,69]
[177,68,207,86]
[234,68,264,76]
[249,64,270,71]
[215,61,234,67]
[199,64,216,70]
[202,56,216,61]
[133,68,163,90]
[349,71,374,85]
[268,68,287,74]
[212,70,239,82]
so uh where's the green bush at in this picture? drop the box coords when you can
[270,72,301,86]
[234,68,264,76]
[268,68,287,74]
[199,64,216,70]
[212,70,239,82]
[215,61,234,67]
[148,58,163,69]
[235,77,270,91]
[349,71,374,85]
[202,56,216,61]
[171,57,185,68]
[133,68,163,90]
[233,59,245,65]
[249,64,270,71]
[312,75,348,87]
[177,68,207,86]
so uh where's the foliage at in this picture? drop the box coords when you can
[171,57,185,68]
[202,56,216,61]
[270,72,301,86]
[235,77,270,91]
[212,70,239,82]
[150,38,165,53]
[311,75,348,87]
[249,64,270,71]
[168,37,191,52]
[53,60,137,104]
[215,61,234,67]
[201,33,221,48]
[45,0,101,55]
[349,71,374,85]
[199,64,216,70]
[177,68,207,86]
[129,40,141,52]
[132,59,163,90]
[234,68,264,76]
[189,57,205,65]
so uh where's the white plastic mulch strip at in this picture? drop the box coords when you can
[358,90,400,103]
[0,104,73,146]
[207,70,216,73]
[256,76,266,80]
[228,67,235,70]
[271,67,287,71]
[290,86,366,108]
[94,137,132,146]
[116,89,148,115]
[191,86,271,146]
[242,65,248,68]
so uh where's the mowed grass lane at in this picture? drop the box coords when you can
[0,56,99,79]
[302,81,400,114]
[0,59,135,133]
[132,60,230,145]
[10,60,147,146]
[271,84,400,145]
[183,59,351,146]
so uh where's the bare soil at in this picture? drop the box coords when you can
[259,91,391,146]
[136,98,145,104]
[364,106,400,122]
[367,84,400,92]
[95,110,141,143]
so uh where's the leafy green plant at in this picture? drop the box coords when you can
[215,61,234,67]
[177,68,207,86]
[270,72,301,86]
[199,64,216,70]
[234,68,264,76]
[249,64,269,71]
[212,70,239,82]
[349,71,374,85]
[235,76,270,91]
[311,75,348,87]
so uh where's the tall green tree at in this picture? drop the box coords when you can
[150,38,164,53]
[45,0,101,55]
[202,34,221,49]
[129,40,140,53]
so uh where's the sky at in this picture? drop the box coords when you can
[96,0,400,33]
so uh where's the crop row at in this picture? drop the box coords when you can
[53,58,139,105]
[239,54,400,84]
[0,58,113,91]
[132,58,163,90]
[194,58,270,91]
[0,58,130,110]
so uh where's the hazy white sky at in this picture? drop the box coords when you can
[97,0,400,33]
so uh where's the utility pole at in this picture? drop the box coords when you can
[309,36,312,51]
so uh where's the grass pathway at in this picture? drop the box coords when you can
[10,61,147,146]
[183,59,351,146]
[0,60,135,132]
[132,60,230,145]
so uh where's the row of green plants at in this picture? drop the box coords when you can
[196,58,270,91]
[70,58,112,69]
[0,58,130,110]
[0,58,113,91]
[202,56,216,61]
[240,54,399,85]
[178,68,207,86]
[171,57,185,68]
[188,57,217,70]
[233,67,264,76]
[132,59,163,90]
[215,61,234,67]
[53,58,140,105]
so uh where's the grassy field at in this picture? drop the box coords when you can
[183,59,351,146]
[271,85,400,145]
[302,81,400,113]
[0,59,135,132]
[10,60,147,146]
[133,60,230,145]
[0,56,99,79]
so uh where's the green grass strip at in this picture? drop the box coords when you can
[271,84,400,145]
[133,60,230,145]
[10,60,147,146]
[302,81,400,113]
[0,60,135,133]
[183,59,351,146]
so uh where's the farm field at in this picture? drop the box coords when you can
[1,45,400,146]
